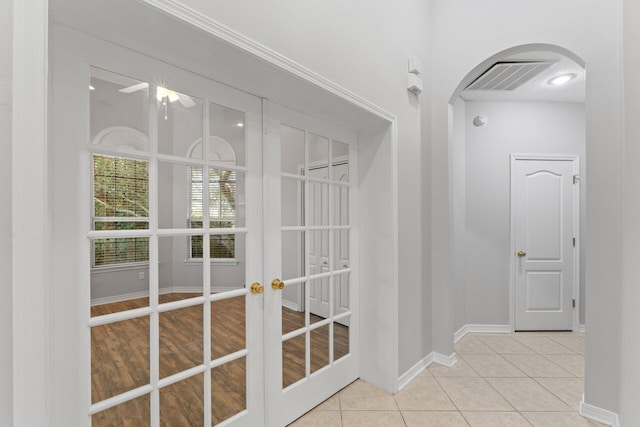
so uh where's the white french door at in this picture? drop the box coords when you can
[51,27,358,427]
[84,65,265,427]
[512,156,578,331]
[263,102,359,426]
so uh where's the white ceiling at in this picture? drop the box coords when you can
[461,51,585,103]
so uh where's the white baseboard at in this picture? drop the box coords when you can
[579,396,619,427]
[578,324,586,333]
[433,352,458,367]
[397,352,457,391]
[454,324,511,343]
[91,290,150,306]
[163,286,240,294]
[282,299,302,312]
[397,353,435,391]
[91,286,242,306]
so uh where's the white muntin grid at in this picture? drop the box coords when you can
[280,129,353,392]
[87,84,250,426]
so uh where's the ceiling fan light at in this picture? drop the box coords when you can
[156,86,179,102]
[156,86,167,101]
[548,73,576,86]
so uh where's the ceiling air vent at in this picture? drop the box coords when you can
[465,61,553,91]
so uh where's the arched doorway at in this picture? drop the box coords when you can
[448,45,587,333]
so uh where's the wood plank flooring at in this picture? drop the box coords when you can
[91,293,349,426]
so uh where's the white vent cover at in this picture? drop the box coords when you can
[465,61,553,91]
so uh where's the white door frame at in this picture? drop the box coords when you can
[11,1,52,426]
[509,154,580,332]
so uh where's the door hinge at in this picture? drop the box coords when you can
[573,174,580,185]
[573,299,576,308]
[573,237,576,247]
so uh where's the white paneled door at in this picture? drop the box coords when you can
[513,157,578,331]
[51,31,358,427]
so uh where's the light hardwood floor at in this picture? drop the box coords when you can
[91,293,349,426]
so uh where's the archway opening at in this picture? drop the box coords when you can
[449,45,586,335]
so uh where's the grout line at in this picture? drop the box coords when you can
[431,376,462,412]
[479,376,519,412]
[397,409,409,427]
[294,332,588,427]
[530,376,583,410]
[457,410,474,427]
[539,353,584,378]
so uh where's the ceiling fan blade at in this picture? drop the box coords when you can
[118,82,150,93]
[176,92,196,108]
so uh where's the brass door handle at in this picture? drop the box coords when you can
[272,278,285,290]
[250,282,264,294]
[517,251,526,257]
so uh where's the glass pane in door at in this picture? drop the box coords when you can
[310,324,330,374]
[334,273,351,361]
[282,281,306,334]
[309,133,328,167]
[160,374,205,426]
[282,231,304,281]
[211,296,246,359]
[156,87,203,158]
[281,177,304,227]
[159,304,203,378]
[92,394,151,427]
[91,316,150,403]
[90,66,149,152]
[332,140,349,182]
[281,125,305,175]
[211,357,247,425]
[282,334,306,389]
[209,102,246,167]
[159,235,204,303]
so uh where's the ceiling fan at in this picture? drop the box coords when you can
[119,82,196,108]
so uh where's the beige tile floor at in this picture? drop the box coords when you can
[289,332,610,427]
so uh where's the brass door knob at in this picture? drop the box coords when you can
[250,282,264,294]
[272,278,285,290]
[517,251,526,257]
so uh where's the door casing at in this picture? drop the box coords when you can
[510,154,580,332]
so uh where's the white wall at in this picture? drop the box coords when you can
[621,0,640,425]
[463,101,585,326]
[451,99,466,332]
[172,0,432,377]
[0,0,13,424]
[428,0,624,415]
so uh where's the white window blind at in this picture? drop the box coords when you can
[189,167,236,259]
[93,155,149,266]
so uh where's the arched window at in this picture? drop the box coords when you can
[187,136,237,260]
